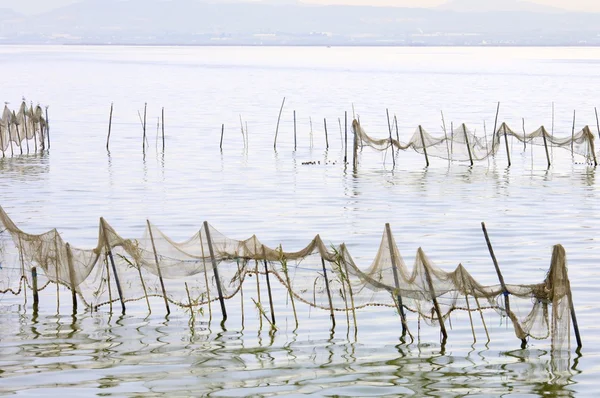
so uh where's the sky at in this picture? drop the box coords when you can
[1,0,599,14]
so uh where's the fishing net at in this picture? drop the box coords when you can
[0,102,47,154]
[353,119,598,164]
[0,206,577,351]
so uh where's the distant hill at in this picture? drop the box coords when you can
[0,0,599,45]
[438,0,563,13]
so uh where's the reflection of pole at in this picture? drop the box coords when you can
[204,221,227,322]
[482,222,526,348]
[385,223,409,337]
[420,249,447,343]
[321,257,336,328]
[101,218,125,313]
[147,220,170,315]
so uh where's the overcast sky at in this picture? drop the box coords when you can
[2,0,599,14]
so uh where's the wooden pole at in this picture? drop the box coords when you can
[481,222,527,348]
[492,102,500,154]
[142,103,147,154]
[293,110,297,151]
[353,120,359,170]
[419,249,447,343]
[385,223,409,337]
[344,111,348,164]
[595,107,600,141]
[8,123,14,156]
[65,243,78,312]
[220,124,224,151]
[394,114,400,142]
[273,97,285,151]
[261,245,276,325]
[386,109,396,167]
[199,231,212,320]
[321,257,336,328]
[45,107,50,149]
[32,267,39,309]
[571,110,576,157]
[14,121,23,155]
[563,259,582,350]
[502,124,511,167]
[101,218,126,314]
[522,118,527,152]
[324,118,329,149]
[462,123,474,166]
[441,111,450,160]
[147,220,171,315]
[204,221,227,322]
[541,126,551,168]
[340,244,358,335]
[418,125,430,167]
[0,124,5,157]
[161,107,165,152]
[106,102,113,151]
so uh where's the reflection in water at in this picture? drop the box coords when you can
[0,304,582,397]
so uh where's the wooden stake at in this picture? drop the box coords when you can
[324,118,329,149]
[220,124,224,151]
[419,249,447,343]
[161,107,165,152]
[254,259,263,329]
[101,219,126,314]
[147,220,170,315]
[473,294,490,342]
[320,257,336,328]
[106,102,113,151]
[32,267,39,309]
[293,110,297,151]
[394,114,400,142]
[0,124,4,157]
[385,223,409,337]
[14,118,23,155]
[441,111,450,160]
[45,107,50,149]
[522,118,526,152]
[261,245,276,326]
[595,107,600,141]
[502,124,511,167]
[481,222,526,348]
[204,221,227,322]
[279,247,298,329]
[136,258,152,314]
[541,126,551,168]
[274,97,285,151]
[386,109,396,167]
[492,102,500,153]
[462,123,474,166]
[199,230,212,320]
[340,244,358,335]
[352,120,359,170]
[571,110,576,157]
[562,255,582,350]
[418,125,430,167]
[344,111,348,164]
[236,259,245,326]
[142,103,147,154]
[65,243,78,312]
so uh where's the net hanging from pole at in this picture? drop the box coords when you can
[0,205,577,351]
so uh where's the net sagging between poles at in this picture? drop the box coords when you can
[0,206,576,351]
[0,102,47,154]
[353,119,598,164]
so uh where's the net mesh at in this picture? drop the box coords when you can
[353,119,598,164]
[0,102,47,153]
[0,206,576,351]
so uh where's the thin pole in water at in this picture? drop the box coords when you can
[147,220,171,315]
[481,222,527,349]
[502,124,511,167]
[45,107,50,149]
[492,102,500,154]
[418,125,430,167]
[420,248,447,344]
[66,243,78,313]
[161,107,165,152]
[101,218,126,314]
[324,118,329,149]
[261,245,276,326]
[274,97,285,151]
[571,110,576,157]
[32,267,39,309]
[463,123,474,166]
[106,102,113,152]
[321,256,336,328]
[595,107,600,142]
[344,111,348,164]
[204,221,227,323]
[220,124,224,151]
[542,127,551,168]
[386,109,395,167]
[293,110,297,151]
[142,103,147,154]
[385,223,409,338]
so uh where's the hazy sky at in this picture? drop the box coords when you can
[2,0,599,14]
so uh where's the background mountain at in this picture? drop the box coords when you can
[1,0,599,45]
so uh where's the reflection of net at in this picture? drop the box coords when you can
[0,102,47,153]
[354,119,598,164]
[0,206,575,351]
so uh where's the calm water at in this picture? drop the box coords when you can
[1,45,600,396]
